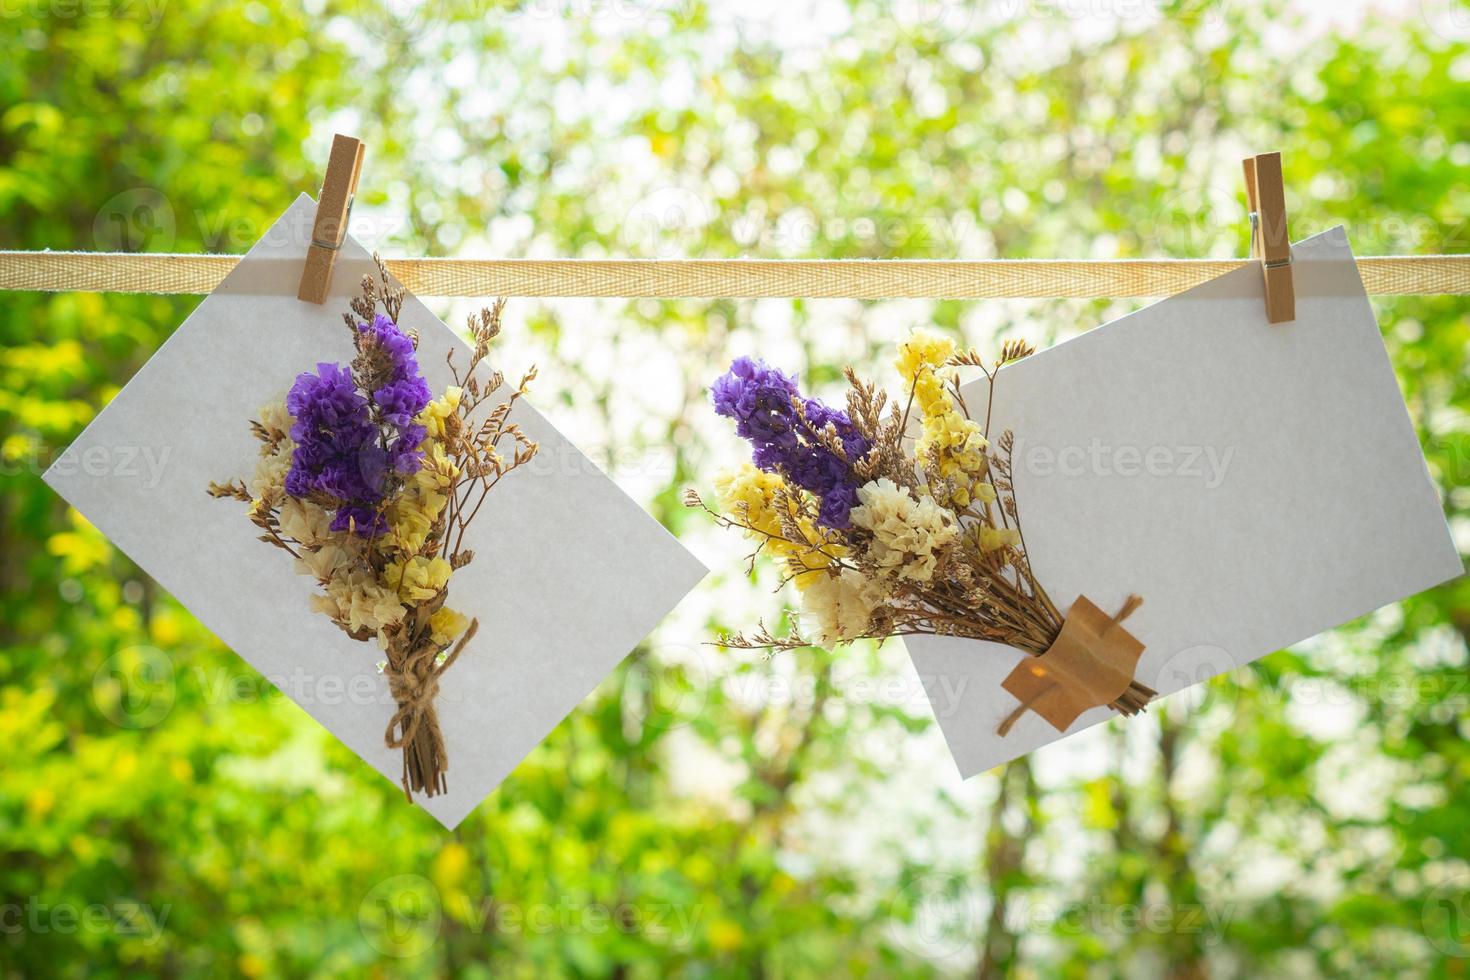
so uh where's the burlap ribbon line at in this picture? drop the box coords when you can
[997,595,1156,736]
[383,618,479,800]
[4,252,1468,298]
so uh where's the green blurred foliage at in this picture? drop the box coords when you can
[1,1,1467,977]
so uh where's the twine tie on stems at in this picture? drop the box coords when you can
[383,618,479,800]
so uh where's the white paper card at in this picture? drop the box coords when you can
[45,195,707,828]
[905,228,1461,778]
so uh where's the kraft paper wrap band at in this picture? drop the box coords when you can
[998,595,1151,734]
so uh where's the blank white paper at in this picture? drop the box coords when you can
[903,228,1462,778]
[45,195,708,828]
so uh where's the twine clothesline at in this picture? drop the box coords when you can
[1,251,1468,298]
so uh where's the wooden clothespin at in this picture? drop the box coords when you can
[1242,151,1294,324]
[297,134,366,304]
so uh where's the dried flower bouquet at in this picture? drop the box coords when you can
[210,261,538,799]
[690,330,1155,734]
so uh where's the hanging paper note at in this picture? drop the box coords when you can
[903,228,1461,777]
[45,195,707,828]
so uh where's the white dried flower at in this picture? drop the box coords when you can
[800,568,886,645]
[277,497,332,549]
[850,478,959,583]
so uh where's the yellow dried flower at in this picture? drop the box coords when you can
[895,329,990,508]
[384,480,447,555]
[418,386,463,441]
[382,555,453,602]
[247,497,271,523]
[714,463,843,588]
[429,606,471,646]
[979,527,1021,552]
[895,328,956,385]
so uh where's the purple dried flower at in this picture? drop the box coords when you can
[283,310,438,535]
[819,487,855,530]
[284,363,387,529]
[286,363,367,434]
[712,356,868,529]
[358,313,433,427]
[375,377,433,427]
[388,424,427,476]
[330,502,389,536]
[359,313,419,371]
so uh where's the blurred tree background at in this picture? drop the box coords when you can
[1,0,1467,976]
